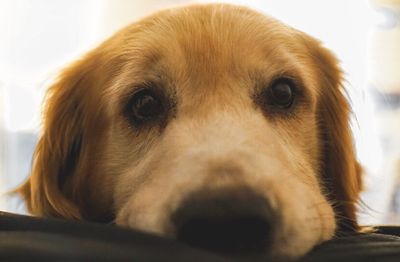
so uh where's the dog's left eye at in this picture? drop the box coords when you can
[128,89,164,123]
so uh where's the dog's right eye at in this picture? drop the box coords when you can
[267,78,297,109]
[127,89,164,124]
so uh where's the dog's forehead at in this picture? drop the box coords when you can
[110,5,318,110]
[127,5,301,73]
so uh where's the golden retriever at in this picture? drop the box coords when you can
[17,4,362,259]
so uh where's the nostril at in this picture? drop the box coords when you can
[172,188,275,254]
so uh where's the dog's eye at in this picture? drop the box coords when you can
[128,89,164,123]
[267,79,296,108]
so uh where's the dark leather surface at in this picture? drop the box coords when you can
[0,211,399,261]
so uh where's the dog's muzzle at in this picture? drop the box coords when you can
[172,187,276,254]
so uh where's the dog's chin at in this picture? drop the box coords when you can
[169,221,332,260]
[173,215,273,254]
[115,189,336,260]
[116,214,332,260]
[169,218,327,260]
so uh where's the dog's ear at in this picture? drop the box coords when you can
[301,35,362,231]
[17,53,107,220]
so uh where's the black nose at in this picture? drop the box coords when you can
[172,188,275,255]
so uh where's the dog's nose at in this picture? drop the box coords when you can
[172,188,275,254]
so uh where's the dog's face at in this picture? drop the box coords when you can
[18,4,362,259]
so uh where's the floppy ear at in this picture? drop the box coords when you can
[304,38,362,231]
[17,53,108,220]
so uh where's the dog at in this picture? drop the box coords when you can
[17,4,362,259]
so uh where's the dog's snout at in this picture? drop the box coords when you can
[172,188,275,254]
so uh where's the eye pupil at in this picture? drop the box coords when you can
[269,80,295,108]
[130,90,163,121]
[136,95,158,116]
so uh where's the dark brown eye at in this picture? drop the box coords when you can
[268,79,296,108]
[128,89,164,123]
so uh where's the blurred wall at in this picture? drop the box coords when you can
[367,0,400,223]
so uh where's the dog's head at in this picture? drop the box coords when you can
[18,4,362,259]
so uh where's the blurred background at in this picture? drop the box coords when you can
[0,0,399,224]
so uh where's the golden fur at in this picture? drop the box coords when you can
[18,4,362,258]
